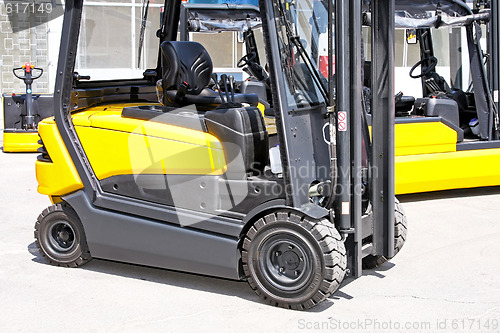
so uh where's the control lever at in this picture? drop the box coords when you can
[73,72,91,82]
[220,74,230,104]
[395,91,403,104]
[211,73,226,104]
[228,75,235,103]
[214,73,243,109]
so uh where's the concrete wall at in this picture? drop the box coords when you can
[0,2,64,131]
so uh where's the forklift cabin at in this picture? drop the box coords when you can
[34,0,402,309]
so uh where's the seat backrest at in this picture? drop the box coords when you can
[160,41,213,95]
[204,107,269,176]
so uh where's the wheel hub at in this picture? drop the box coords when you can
[260,235,312,291]
[48,221,76,252]
[281,250,300,270]
[58,230,70,242]
[272,244,305,279]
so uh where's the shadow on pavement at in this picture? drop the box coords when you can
[28,241,346,311]
[398,186,500,203]
[338,261,395,290]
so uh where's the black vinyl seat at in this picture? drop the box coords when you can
[395,95,416,113]
[159,41,258,110]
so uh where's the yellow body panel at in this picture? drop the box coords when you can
[394,121,457,156]
[394,119,500,194]
[396,148,500,194]
[3,132,41,152]
[35,118,84,195]
[49,196,63,204]
[371,119,500,194]
[74,104,218,146]
[72,104,227,180]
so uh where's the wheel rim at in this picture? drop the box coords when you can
[48,221,76,253]
[259,234,313,292]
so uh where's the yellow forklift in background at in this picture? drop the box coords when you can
[389,0,500,194]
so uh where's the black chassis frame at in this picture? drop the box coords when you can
[51,0,394,280]
[489,0,499,124]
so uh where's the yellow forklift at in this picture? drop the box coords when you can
[390,0,500,194]
[33,0,405,309]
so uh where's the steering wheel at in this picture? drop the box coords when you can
[409,56,438,79]
[237,52,257,68]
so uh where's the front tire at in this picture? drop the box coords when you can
[34,203,92,267]
[242,211,346,310]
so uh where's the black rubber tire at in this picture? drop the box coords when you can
[242,211,346,310]
[362,198,408,269]
[34,203,92,267]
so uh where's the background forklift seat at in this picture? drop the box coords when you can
[159,41,259,110]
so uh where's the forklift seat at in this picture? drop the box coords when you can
[395,95,415,114]
[159,41,258,110]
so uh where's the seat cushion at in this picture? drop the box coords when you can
[395,96,415,113]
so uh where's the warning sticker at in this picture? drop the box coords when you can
[341,201,350,215]
[338,111,347,132]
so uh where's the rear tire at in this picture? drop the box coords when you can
[34,203,92,267]
[362,198,407,269]
[242,211,346,310]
